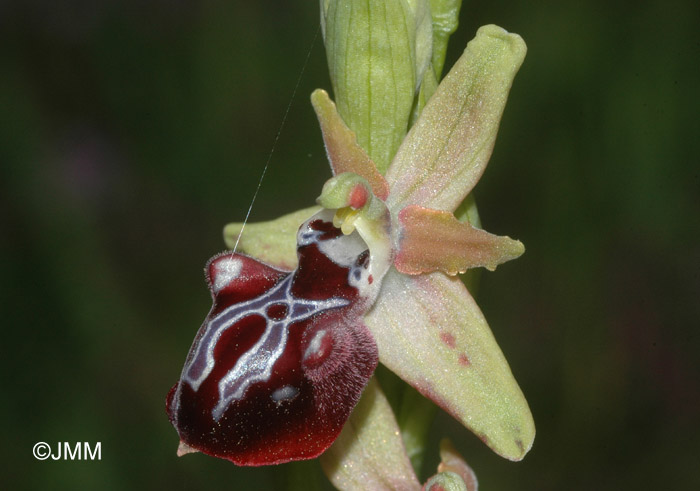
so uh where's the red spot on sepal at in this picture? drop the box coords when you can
[440,332,456,349]
[458,353,471,367]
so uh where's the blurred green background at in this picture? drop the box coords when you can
[2,1,699,489]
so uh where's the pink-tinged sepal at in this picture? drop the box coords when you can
[167,211,380,465]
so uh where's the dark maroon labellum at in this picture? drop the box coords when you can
[167,212,378,465]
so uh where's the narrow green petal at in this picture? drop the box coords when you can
[222,206,320,271]
[365,269,535,461]
[320,377,421,491]
[386,25,526,213]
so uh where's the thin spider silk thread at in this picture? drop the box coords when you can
[231,25,320,255]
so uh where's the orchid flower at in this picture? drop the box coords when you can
[167,0,534,488]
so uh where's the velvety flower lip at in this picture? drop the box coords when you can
[225,24,534,467]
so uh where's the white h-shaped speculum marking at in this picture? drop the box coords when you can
[183,273,350,421]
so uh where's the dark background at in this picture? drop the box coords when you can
[2,1,699,489]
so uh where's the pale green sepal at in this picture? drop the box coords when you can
[222,206,321,271]
[386,25,527,213]
[365,269,535,460]
[322,0,428,174]
[429,0,462,78]
[320,377,421,491]
[423,472,468,491]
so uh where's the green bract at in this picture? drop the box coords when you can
[321,0,432,173]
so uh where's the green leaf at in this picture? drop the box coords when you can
[386,25,527,213]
